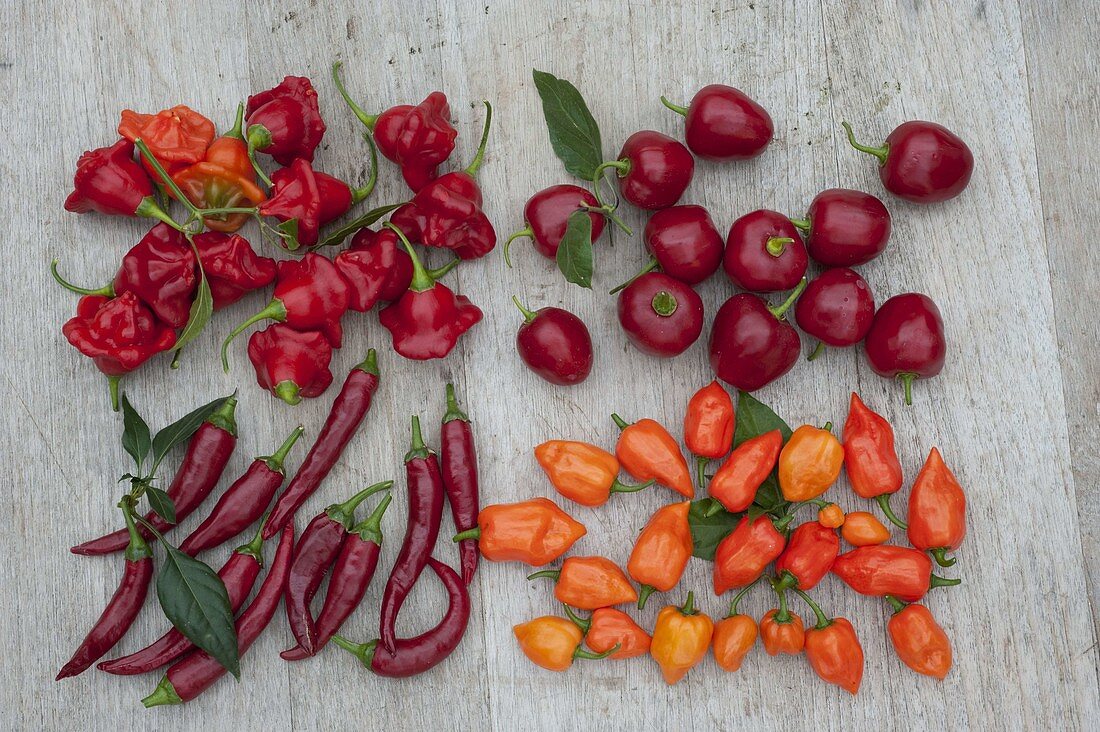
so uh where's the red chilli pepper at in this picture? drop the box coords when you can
[832,545,960,602]
[64,138,177,227]
[333,558,470,677]
[57,504,154,679]
[379,416,446,653]
[245,76,326,166]
[334,227,414,312]
[141,523,295,706]
[285,481,393,655]
[260,160,371,250]
[98,523,268,675]
[247,324,334,405]
[71,398,238,555]
[263,352,382,538]
[282,494,393,661]
[440,384,480,585]
[907,447,967,568]
[193,231,277,309]
[118,105,216,180]
[774,521,840,591]
[713,515,787,595]
[177,425,304,556]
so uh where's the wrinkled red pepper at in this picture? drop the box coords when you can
[247,323,334,405]
[193,231,277,309]
[117,104,216,180]
[335,228,412,312]
[64,139,177,227]
[257,158,321,249]
[713,515,787,595]
[245,76,326,166]
[774,521,840,591]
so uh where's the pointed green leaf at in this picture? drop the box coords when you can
[316,202,404,249]
[146,486,177,524]
[532,69,603,180]
[172,271,213,355]
[555,210,594,289]
[733,391,793,446]
[119,394,151,472]
[151,396,228,468]
[688,499,742,561]
[276,218,301,251]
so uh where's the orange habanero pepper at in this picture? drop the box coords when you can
[831,545,959,602]
[907,447,967,568]
[885,597,953,680]
[708,429,783,513]
[566,605,652,659]
[843,392,906,528]
[612,413,693,498]
[684,381,735,487]
[650,592,714,685]
[760,579,805,656]
[774,521,840,591]
[119,104,216,180]
[712,582,759,671]
[534,440,651,507]
[528,555,638,610]
[818,503,845,529]
[778,423,844,502]
[841,511,890,546]
[713,515,787,595]
[513,615,616,672]
[797,590,864,694]
[454,498,585,567]
[627,501,693,609]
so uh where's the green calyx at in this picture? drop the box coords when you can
[651,290,679,317]
[884,595,907,614]
[384,223,435,292]
[898,372,918,406]
[234,519,267,564]
[575,643,619,661]
[332,61,378,130]
[767,277,808,321]
[221,299,289,372]
[610,478,653,494]
[274,381,302,406]
[562,604,592,634]
[404,415,432,462]
[134,196,185,231]
[841,121,890,166]
[593,158,631,181]
[788,217,812,232]
[464,101,493,178]
[769,576,793,623]
[331,635,378,669]
[206,395,239,437]
[442,383,470,424]
[350,493,393,546]
[453,528,481,542]
[875,494,908,529]
[226,102,246,141]
[610,413,631,431]
[765,237,796,257]
[526,569,561,582]
[50,260,114,297]
[511,295,538,324]
[930,547,957,568]
[355,348,380,376]
[326,481,394,529]
[141,675,182,707]
[678,591,698,616]
[660,96,690,117]
[258,425,305,473]
[244,125,275,188]
[930,574,962,590]
[120,498,152,562]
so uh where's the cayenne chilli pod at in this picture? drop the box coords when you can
[142,524,295,706]
[379,416,445,653]
[440,383,481,585]
[264,351,381,539]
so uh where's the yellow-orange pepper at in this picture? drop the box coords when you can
[534,440,650,507]
[778,424,844,501]
[627,501,693,608]
[528,556,638,610]
[612,413,694,498]
[650,592,714,685]
[841,511,891,546]
[513,616,616,672]
[454,498,585,566]
[712,583,759,672]
[818,503,846,528]
[566,606,652,659]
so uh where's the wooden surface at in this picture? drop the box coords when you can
[2,0,1097,729]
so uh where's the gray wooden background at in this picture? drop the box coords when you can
[1,0,1097,729]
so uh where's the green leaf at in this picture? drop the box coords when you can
[276,219,301,251]
[531,69,603,180]
[733,391,793,447]
[316,202,404,249]
[150,396,228,468]
[156,545,240,678]
[555,210,594,289]
[688,498,743,561]
[119,394,151,472]
[146,486,177,524]
[172,271,213,355]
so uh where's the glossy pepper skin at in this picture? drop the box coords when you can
[886,600,953,679]
[600,130,695,210]
[246,76,326,166]
[613,414,693,498]
[118,105,216,178]
[804,615,864,694]
[712,584,759,671]
[440,384,481,585]
[643,204,724,284]
[616,272,704,357]
[684,381,735,463]
[650,593,714,685]
[529,556,638,610]
[761,609,805,656]
[794,268,876,357]
[818,503,846,529]
[708,279,806,392]
[713,516,786,594]
[504,184,605,265]
[193,232,277,309]
[334,228,414,312]
[628,501,692,608]
[513,298,593,386]
[534,440,648,507]
[661,85,773,160]
[864,293,947,405]
[456,498,585,566]
[64,139,174,225]
[907,447,966,567]
[840,511,891,546]
[842,120,973,204]
[114,224,197,329]
[247,324,334,405]
[578,608,652,659]
[778,424,844,502]
[842,393,904,523]
[724,209,808,293]
[793,188,892,267]
[775,522,840,591]
[513,616,610,672]
[832,545,958,602]
[709,429,782,513]
[256,158,322,250]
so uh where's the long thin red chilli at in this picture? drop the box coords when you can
[439,383,480,585]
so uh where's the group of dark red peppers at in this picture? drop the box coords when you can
[53,59,972,704]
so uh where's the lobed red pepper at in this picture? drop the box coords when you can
[247,323,334,405]
[245,76,326,166]
[118,104,216,180]
[193,231,277,309]
[64,139,175,227]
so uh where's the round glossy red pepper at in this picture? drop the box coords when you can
[247,323,334,405]
[661,85,773,160]
[513,297,594,386]
[842,120,973,203]
[642,204,724,284]
[724,209,808,293]
[596,130,694,210]
[616,272,704,357]
[246,76,326,166]
[864,292,947,405]
[791,188,891,267]
[504,184,606,266]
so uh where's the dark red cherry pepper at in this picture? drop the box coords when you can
[247,323,334,405]
[595,130,694,210]
[379,226,483,360]
[791,189,892,267]
[643,204,724,284]
[661,85,773,160]
[504,184,606,266]
[617,272,704,358]
[513,296,593,386]
[842,121,974,204]
[193,231,277,309]
[709,278,807,391]
[246,76,326,166]
[64,138,177,228]
[440,383,480,585]
[794,268,876,361]
[62,292,177,410]
[864,293,947,405]
[724,209,808,293]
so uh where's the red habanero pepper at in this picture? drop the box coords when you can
[796,590,864,694]
[282,495,393,661]
[440,384,481,585]
[247,324,334,405]
[335,227,415,312]
[612,413,694,499]
[245,76,326,166]
[118,105,215,179]
[841,511,891,546]
[177,425,304,556]
[761,579,805,656]
[684,380,735,488]
[379,417,446,653]
[56,503,154,680]
[389,103,497,260]
[379,225,482,360]
[513,615,619,672]
[907,447,967,567]
[708,429,783,513]
[333,62,458,192]
[627,501,693,609]
[264,351,382,537]
[843,392,906,528]
[193,231,277,309]
[713,515,787,595]
[566,606,652,660]
[285,481,393,655]
[885,597,953,680]
[64,139,177,226]
[62,292,177,410]
[141,524,295,706]
[71,398,238,555]
[453,498,586,566]
[263,161,375,249]
[98,522,268,675]
[774,521,840,591]
[832,545,960,602]
[333,558,471,677]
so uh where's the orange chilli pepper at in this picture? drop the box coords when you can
[453,498,585,566]
[713,515,786,595]
[831,545,959,602]
[612,413,693,498]
[841,511,890,546]
[708,429,783,513]
[907,447,966,568]
[565,606,651,659]
[627,501,692,609]
[513,615,616,672]
[650,592,713,685]
[527,556,638,610]
[774,521,839,591]
[534,440,651,507]
[760,576,804,655]
[684,381,735,487]
[797,590,864,694]
[778,423,844,502]
[842,392,906,527]
[712,581,759,671]
[118,104,216,180]
[818,503,845,528]
[885,597,953,680]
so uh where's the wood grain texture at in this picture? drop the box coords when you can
[1,0,1096,729]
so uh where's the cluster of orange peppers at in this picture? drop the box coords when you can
[454,384,966,691]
